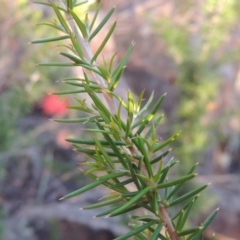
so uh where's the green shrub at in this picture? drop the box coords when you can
[32,1,218,239]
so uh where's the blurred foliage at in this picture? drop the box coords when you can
[151,0,240,166]
[0,0,73,152]
[0,86,31,151]
[1,1,97,239]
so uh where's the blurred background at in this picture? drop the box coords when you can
[1,0,240,239]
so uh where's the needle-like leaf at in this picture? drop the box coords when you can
[169,184,209,207]
[157,174,196,189]
[31,35,70,44]
[89,7,115,41]
[114,220,156,240]
[83,196,123,209]
[91,21,117,63]
[134,94,165,136]
[68,8,88,39]
[108,186,152,217]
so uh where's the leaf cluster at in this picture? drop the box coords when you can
[32,1,217,239]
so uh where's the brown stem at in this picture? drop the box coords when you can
[160,205,180,240]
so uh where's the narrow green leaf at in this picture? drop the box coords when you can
[135,92,154,119]
[89,3,101,31]
[97,65,111,81]
[60,52,85,64]
[164,157,178,169]
[151,149,171,164]
[136,90,146,113]
[94,137,114,168]
[135,94,165,136]
[67,0,73,10]
[178,227,203,237]
[68,8,88,38]
[89,7,115,41]
[150,224,163,240]
[95,122,128,169]
[178,197,196,230]
[135,173,151,184]
[151,122,157,144]
[187,208,219,240]
[95,204,121,218]
[124,156,142,190]
[98,171,129,181]
[51,3,70,33]
[158,166,169,184]
[60,179,106,199]
[74,145,117,157]
[137,138,153,177]
[126,90,134,138]
[120,120,141,151]
[95,204,140,218]
[53,116,101,123]
[111,178,134,189]
[112,43,134,78]
[33,1,66,11]
[61,77,86,81]
[79,63,103,75]
[69,33,85,59]
[153,158,163,182]
[167,162,199,200]
[36,22,66,33]
[169,184,209,207]
[164,179,169,198]
[108,186,152,217]
[85,172,118,191]
[144,114,163,139]
[91,21,117,63]
[83,196,122,209]
[85,12,90,29]
[52,90,85,95]
[153,131,181,153]
[176,210,184,231]
[114,221,155,240]
[134,232,147,240]
[109,66,125,91]
[148,226,167,240]
[82,82,112,122]
[131,175,154,217]
[66,138,125,146]
[69,32,84,59]
[172,196,199,221]
[82,128,112,134]
[116,100,123,127]
[56,43,78,54]
[68,105,95,114]
[64,81,99,89]
[157,174,196,189]
[153,191,159,215]
[121,191,138,198]
[109,52,118,73]
[31,35,70,44]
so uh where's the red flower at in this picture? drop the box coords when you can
[41,95,69,116]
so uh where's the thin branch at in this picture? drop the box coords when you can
[160,205,180,240]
